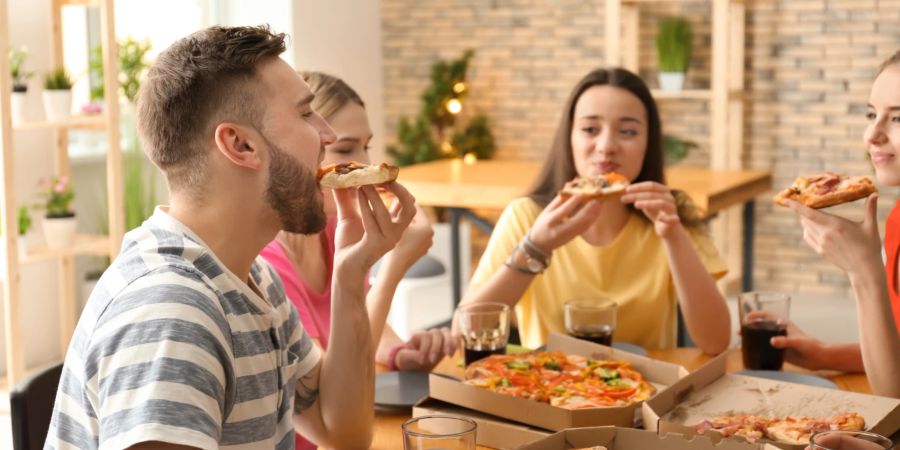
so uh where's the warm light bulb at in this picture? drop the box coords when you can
[441,141,454,154]
[453,82,467,94]
[463,153,477,165]
[446,98,462,115]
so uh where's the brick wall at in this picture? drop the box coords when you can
[382,0,900,299]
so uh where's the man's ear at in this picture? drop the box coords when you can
[213,122,263,170]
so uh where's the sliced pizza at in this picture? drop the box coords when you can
[693,412,865,446]
[317,161,399,189]
[773,172,876,209]
[561,172,630,199]
[766,413,866,446]
[693,415,771,443]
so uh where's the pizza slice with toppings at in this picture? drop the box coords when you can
[561,172,630,199]
[773,172,876,209]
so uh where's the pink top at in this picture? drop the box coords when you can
[260,217,338,350]
[260,217,369,450]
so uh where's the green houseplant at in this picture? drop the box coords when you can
[656,17,693,91]
[37,175,77,249]
[89,37,152,104]
[9,47,32,124]
[43,68,74,122]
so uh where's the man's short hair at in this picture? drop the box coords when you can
[136,25,286,198]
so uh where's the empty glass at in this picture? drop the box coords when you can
[402,415,477,450]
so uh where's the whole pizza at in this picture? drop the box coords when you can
[463,351,656,409]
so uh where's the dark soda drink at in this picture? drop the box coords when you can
[741,320,787,370]
[567,324,614,346]
[464,347,504,366]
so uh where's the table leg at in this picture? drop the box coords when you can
[450,208,462,306]
[742,200,755,292]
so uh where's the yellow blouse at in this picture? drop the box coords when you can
[469,197,728,350]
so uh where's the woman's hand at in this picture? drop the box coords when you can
[394,327,456,372]
[788,194,881,275]
[527,194,604,252]
[621,182,681,238]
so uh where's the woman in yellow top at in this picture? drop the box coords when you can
[462,68,731,354]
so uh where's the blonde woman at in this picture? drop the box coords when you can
[259,72,456,449]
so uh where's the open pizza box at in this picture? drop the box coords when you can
[642,350,900,450]
[413,397,553,449]
[428,333,690,432]
[515,426,781,450]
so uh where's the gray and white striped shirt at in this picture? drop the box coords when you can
[45,208,321,450]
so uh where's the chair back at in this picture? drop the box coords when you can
[10,362,64,450]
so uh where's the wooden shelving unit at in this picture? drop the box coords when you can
[606,0,748,292]
[0,0,123,386]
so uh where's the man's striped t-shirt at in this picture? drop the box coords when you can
[45,208,321,450]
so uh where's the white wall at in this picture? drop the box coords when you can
[291,0,387,163]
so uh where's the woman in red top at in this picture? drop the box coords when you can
[782,50,900,398]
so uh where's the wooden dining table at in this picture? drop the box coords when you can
[368,347,871,450]
[397,159,772,304]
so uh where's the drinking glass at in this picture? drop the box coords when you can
[738,292,790,370]
[402,415,477,450]
[457,303,510,366]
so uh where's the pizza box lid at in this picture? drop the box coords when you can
[428,333,690,432]
[642,349,900,450]
[515,426,782,450]
[413,397,552,449]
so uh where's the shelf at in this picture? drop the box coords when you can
[21,234,111,264]
[13,114,107,131]
[650,89,744,101]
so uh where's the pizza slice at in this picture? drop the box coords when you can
[693,415,771,443]
[561,172,630,199]
[766,413,865,446]
[773,172,876,209]
[317,161,400,189]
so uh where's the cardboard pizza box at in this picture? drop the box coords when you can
[642,350,900,450]
[428,333,689,432]
[515,426,782,450]
[413,397,552,449]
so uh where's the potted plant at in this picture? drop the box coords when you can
[663,135,699,165]
[37,175,77,249]
[17,204,32,257]
[43,67,74,122]
[9,46,32,124]
[656,17,693,91]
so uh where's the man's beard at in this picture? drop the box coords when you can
[263,135,327,235]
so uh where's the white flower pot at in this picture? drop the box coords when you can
[11,91,27,124]
[42,215,78,249]
[42,89,72,122]
[658,72,686,91]
[17,235,29,258]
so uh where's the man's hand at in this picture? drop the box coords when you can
[394,327,456,372]
[332,182,417,278]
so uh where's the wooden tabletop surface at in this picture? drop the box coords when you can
[367,347,870,450]
[397,159,773,217]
